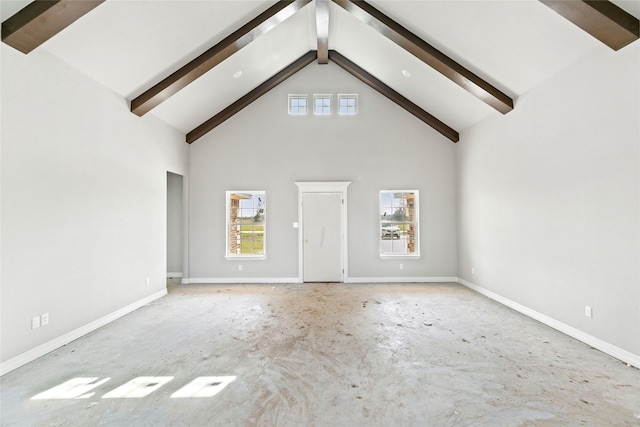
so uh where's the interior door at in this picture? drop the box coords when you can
[302,192,343,282]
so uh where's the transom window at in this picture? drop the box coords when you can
[380,190,419,258]
[338,94,358,115]
[288,95,307,115]
[226,191,266,259]
[314,94,332,115]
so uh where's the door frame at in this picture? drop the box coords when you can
[295,182,351,283]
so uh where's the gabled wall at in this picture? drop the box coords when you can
[0,45,189,371]
[188,62,457,282]
[457,43,640,362]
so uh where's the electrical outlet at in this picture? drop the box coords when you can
[146,277,150,286]
[32,316,41,329]
[472,267,475,275]
[585,306,593,318]
[41,313,49,326]
[399,264,403,270]
[238,264,243,271]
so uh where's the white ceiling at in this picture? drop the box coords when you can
[2,0,639,138]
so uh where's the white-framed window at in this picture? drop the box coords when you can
[288,94,308,115]
[226,191,266,259]
[338,94,358,115]
[313,94,332,115]
[379,190,419,258]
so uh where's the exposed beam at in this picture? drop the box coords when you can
[1,0,104,54]
[316,0,330,63]
[187,51,317,144]
[332,0,513,115]
[131,0,312,117]
[540,0,639,51]
[329,50,459,143]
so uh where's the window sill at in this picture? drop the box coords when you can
[225,255,267,261]
[380,254,421,260]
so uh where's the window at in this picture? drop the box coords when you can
[226,191,266,259]
[338,94,358,115]
[288,95,307,115]
[314,94,332,115]
[380,191,419,258]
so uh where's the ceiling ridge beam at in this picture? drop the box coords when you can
[332,0,513,114]
[540,0,639,51]
[328,50,459,143]
[2,0,105,54]
[131,0,312,117]
[186,50,318,144]
[316,0,330,63]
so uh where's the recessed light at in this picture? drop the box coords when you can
[401,69,411,78]
[233,70,243,79]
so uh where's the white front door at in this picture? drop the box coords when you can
[302,192,343,282]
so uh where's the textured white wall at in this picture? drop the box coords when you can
[457,44,640,355]
[188,62,458,281]
[0,46,188,363]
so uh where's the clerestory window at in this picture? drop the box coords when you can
[338,94,358,115]
[288,95,308,115]
[314,94,332,115]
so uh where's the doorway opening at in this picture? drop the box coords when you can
[167,172,184,286]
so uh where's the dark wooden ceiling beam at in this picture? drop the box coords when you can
[332,0,513,114]
[316,0,330,64]
[540,0,639,51]
[131,0,311,117]
[187,50,317,144]
[2,0,104,54]
[329,50,458,143]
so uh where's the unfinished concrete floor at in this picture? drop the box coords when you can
[1,282,639,426]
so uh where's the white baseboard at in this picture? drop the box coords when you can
[345,276,457,283]
[185,277,302,284]
[166,272,183,278]
[184,277,457,284]
[0,289,167,376]
[457,277,640,369]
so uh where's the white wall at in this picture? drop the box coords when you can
[167,172,184,275]
[457,44,640,357]
[188,62,457,282]
[0,45,189,366]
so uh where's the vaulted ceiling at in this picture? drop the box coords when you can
[2,0,639,144]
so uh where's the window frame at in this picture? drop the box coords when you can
[226,191,267,260]
[288,94,308,115]
[338,93,358,115]
[313,94,332,115]
[379,190,420,259]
